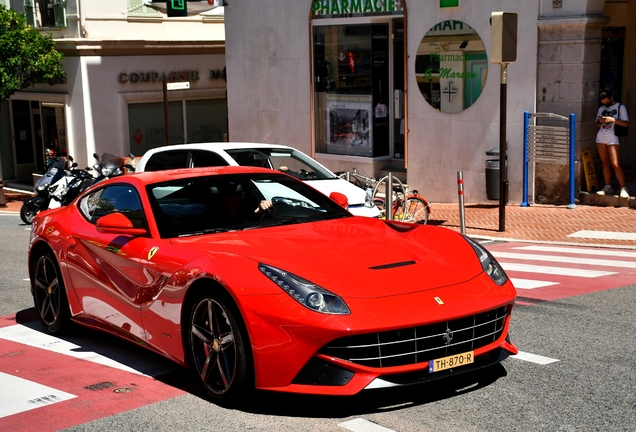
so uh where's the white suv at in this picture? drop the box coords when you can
[135,142,381,218]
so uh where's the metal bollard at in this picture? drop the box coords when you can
[457,171,466,234]
[385,172,393,220]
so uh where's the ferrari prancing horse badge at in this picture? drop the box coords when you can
[148,246,159,261]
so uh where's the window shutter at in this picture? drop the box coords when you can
[52,0,67,27]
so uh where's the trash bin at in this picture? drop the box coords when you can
[485,159,500,200]
[485,148,506,200]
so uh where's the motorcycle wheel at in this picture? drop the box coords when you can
[20,204,37,225]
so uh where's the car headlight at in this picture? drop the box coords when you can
[259,263,350,314]
[463,235,508,286]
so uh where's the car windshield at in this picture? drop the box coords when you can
[147,172,351,238]
[225,148,336,181]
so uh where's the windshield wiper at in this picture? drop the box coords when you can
[177,227,238,237]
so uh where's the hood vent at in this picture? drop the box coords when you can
[369,260,416,270]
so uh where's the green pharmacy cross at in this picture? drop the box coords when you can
[443,82,457,101]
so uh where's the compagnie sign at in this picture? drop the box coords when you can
[312,0,403,16]
[117,68,226,84]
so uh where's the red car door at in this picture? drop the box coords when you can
[66,185,151,340]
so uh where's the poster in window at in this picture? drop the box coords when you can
[326,100,373,157]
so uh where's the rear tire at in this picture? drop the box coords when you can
[31,250,70,334]
[188,289,252,406]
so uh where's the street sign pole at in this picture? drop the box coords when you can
[163,80,170,146]
[499,64,508,231]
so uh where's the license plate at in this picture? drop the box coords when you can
[428,351,474,373]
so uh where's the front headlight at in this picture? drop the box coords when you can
[101,166,113,177]
[259,263,350,314]
[463,235,508,286]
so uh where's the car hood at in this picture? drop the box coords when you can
[172,218,484,298]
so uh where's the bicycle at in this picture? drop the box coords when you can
[337,168,431,224]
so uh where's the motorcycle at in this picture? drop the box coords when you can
[20,152,134,224]
[20,156,69,224]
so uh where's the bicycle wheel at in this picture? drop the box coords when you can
[393,196,429,224]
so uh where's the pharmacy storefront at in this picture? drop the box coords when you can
[225,0,539,203]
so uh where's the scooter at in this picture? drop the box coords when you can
[20,157,68,224]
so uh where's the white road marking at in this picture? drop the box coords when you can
[0,372,76,418]
[515,245,636,259]
[339,418,396,432]
[568,230,636,241]
[500,262,615,278]
[510,278,559,290]
[512,351,559,365]
[0,323,173,377]
[493,251,636,269]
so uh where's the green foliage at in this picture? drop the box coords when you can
[0,5,65,102]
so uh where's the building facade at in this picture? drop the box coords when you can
[224,0,635,204]
[1,0,226,183]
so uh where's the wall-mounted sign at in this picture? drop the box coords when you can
[312,0,403,18]
[416,20,487,113]
[117,69,226,84]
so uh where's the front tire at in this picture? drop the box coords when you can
[188,289,252,405]
[20,203,37,225]
[31,250,70,334]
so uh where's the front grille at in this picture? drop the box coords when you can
[320,306,510,368]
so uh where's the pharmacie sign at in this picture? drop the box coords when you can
[421,53,478,81]
[312,0,403,17]
[117,68,226,84]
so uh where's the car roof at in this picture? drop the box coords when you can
[143,142,296,154]
[110,166,283,187]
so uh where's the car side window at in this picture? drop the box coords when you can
[190,150,228,168]
[79,185,147,229]
[145,150,189,171]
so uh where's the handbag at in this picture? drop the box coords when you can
[614,103,628,136]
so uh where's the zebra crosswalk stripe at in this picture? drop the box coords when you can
[514,245,636,259]
[492,251,636,269]
[499,262,615,278]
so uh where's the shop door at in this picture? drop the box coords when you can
[600,27,624,98]
[11,100,38,181]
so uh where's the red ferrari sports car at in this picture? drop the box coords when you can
[28,166,517,405]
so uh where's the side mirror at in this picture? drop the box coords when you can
[96,213,147,236]
[329,191,349,209]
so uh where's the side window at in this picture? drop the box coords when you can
[190,151,228,168]
[144,150,189,171]
[80,185,146,228]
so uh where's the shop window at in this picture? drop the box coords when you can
[416,20,487,113]
[24,0,67,28]
[185,99,227,143]
[313,24,390,158]
[128,98,227,156]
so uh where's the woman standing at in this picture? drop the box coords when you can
[596,88,630,198]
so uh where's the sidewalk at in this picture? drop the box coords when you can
[431,202,636,249]
[3,188,636,249]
